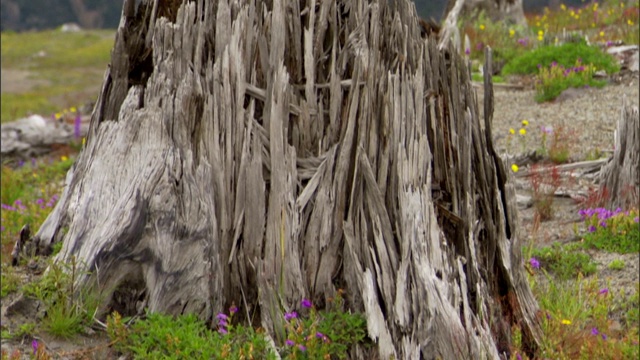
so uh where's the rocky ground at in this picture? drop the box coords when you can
[1,71,639,358]
[480,72,640,308]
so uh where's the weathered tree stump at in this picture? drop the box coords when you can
[599,97,640,209]
[32,0,542,358]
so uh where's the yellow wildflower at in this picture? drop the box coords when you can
[61,155,69,162]
[82,137,86,146]
[70,106,77,113]
[511,164,519,173]
[479,24,485,31]
[561,4,566,11]
[509,29,515,37]
[570,10,575,17]
[509,128,516,135]
[628,19,634,26]
[55,113,62,120]
[519,128,526,136]
[561,319,572,325]
[522,120,529,126]
[599,31,605,37]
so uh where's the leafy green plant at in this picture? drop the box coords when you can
[534,59,607,102]
[1,264,21,297]
[579,207,639,254]
[531,274,636,360]
[1,156,71,260]
[546,125,575,164]
[2,322,36,340]
[531,242,597,280]
[22,257,99,338]
[109,292,368,359]
[607,259,626,270]
[502,42,619,76]
[528,163,563,221]
[281,294,368,359]
[110,310,276,359]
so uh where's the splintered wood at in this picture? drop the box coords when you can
[32,0,542,358]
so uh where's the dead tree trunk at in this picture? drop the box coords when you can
[599,97,640,209]
[33,0,542,358]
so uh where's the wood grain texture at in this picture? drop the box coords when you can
[32,0,542,358]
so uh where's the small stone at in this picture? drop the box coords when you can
[516,194,532,208]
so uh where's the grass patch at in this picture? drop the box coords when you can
[1,156,72,262]
[579,208,639,254]
[530,242,597,280]
[528,274,639,360]
[1,29,113,122]
[501,41,619,76]
[108,294,368,359]
[0,264,21,298]
[22,257,100,339]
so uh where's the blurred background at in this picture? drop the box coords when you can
[0,0,590,31]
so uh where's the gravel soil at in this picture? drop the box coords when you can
[482,73,639,304]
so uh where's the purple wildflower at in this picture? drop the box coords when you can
[517,354,522,360]
[32,339,38,354]
[298,344,307,352]
[475,42,484,51]
[606,40,613,47]
[14,200,26,210]
[634,217,639,223]
[602,334,607,340]
[599,288,609,295]
[316,332,325,339]
[17,160,25,168]
[588,225,597,233]
[591,327,599,335]
[546,312,552,320]
[551,61,558,67]
[1,225,4,232]
[301,298,312,308]
[541,126,553,134]
[74,114,82,139]
[529,257,540,269]
[600,221,607,228]
[284,311,298,321]
[31,157,37,167]
[1,204,17,211]
[218,327,228,335]
[286,339,295,346]
[465,48,470,55]
[229,305,238,314]
[517,38,528,46]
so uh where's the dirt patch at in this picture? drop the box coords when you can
[1,69,49,94]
